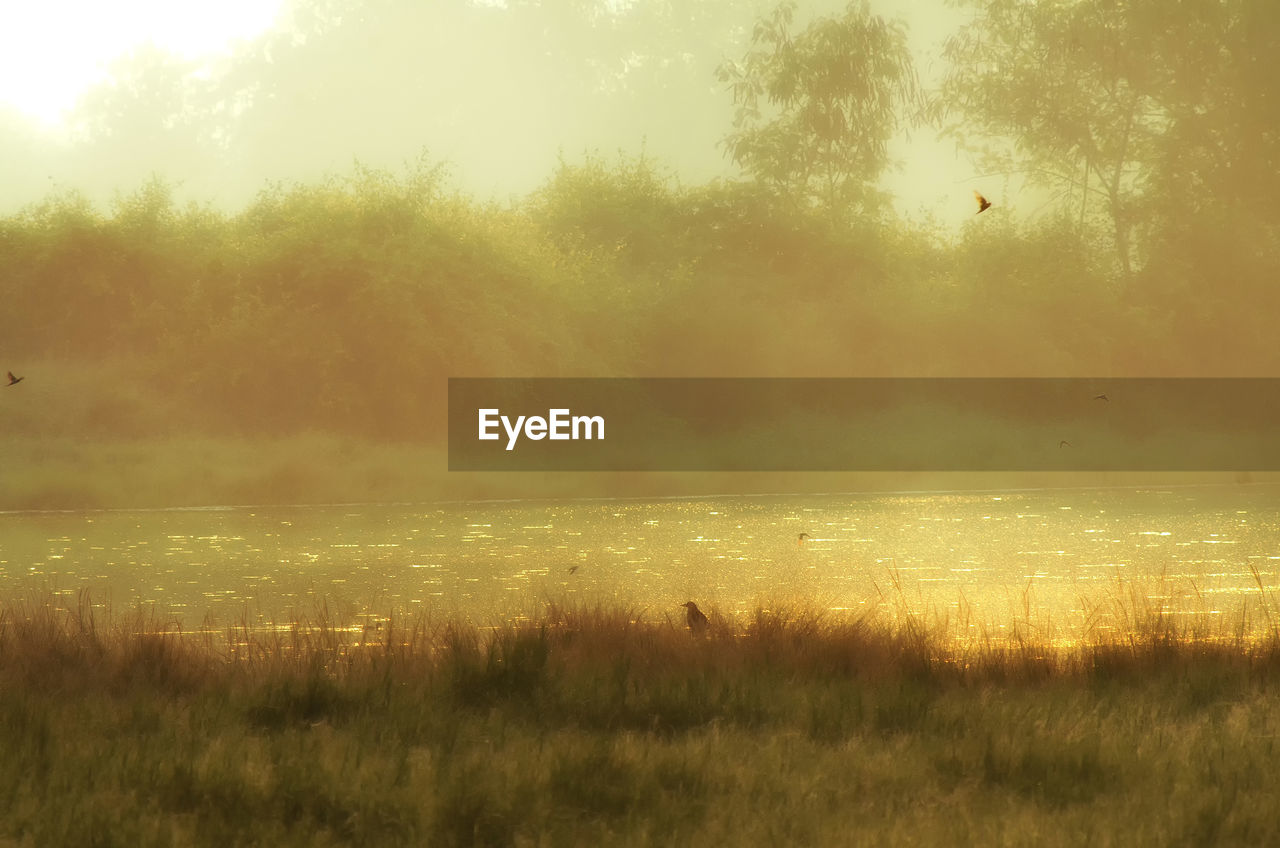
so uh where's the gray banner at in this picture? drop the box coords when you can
[447,378,1280,471]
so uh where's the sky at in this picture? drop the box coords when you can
[0,0,283,127]
[0,0,992,223]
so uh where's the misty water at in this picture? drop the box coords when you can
[4,484,1280,642]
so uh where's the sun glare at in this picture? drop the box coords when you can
[0,1,283,126]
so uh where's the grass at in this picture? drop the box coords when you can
[2,592,1280,845]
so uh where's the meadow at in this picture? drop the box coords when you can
[2,590,1280,846]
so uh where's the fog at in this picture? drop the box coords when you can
[0,0,1276,508]
[1,0,969,215]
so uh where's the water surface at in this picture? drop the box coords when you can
[3,485,1278,639]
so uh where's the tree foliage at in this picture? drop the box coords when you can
[4,0,1280,456]
[942,0,1280,284]
[719,1,919,219]
[1135,1,1280,299]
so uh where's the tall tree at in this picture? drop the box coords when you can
[718,0,919,221]
[940,0,1171,280]
[941,0,1280,286]
[1137,0,1280,252]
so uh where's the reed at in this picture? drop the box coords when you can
[2,588,1280,845]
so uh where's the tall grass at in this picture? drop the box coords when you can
[4,589,1280,845]
[5,582,1279,693]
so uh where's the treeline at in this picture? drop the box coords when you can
[0,150,1268,442]
[1,0,1277,448]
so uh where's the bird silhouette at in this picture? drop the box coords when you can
[567,565,579,575]
[1059,440,1071,448]
[681,601,709,634]
[973,190,992,214]
[5,371,22,386]
[1094,394,1109,401]
[797,532,811,546]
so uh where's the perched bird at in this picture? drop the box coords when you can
[1094,394,1109,402]
[681,601,709,634]
[973,190,992,214]
[5,371,22,386]
[1059,440,1071,448]
[797,532,811,547]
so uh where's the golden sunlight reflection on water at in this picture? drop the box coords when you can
[2,486,1279,640]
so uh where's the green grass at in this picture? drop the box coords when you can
[2,593,1280,846]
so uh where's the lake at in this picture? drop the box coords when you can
[3,484,1279,641]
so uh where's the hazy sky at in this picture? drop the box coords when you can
[0,0,283,125]
[0,0,994,223]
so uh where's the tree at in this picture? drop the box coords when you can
[718,0,919,221]
[941,0,1280,286]
[940,0,1173,280]
[1136,0,1280,258]
[67,45,226,202]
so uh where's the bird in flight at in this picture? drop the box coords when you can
[1094,394,1109,401]
[682,601,709,634]
[567,565,579,575]
[797,532,811,546]
[973,190,992,214]
[1059,440,1071,448]
[5,371,22,386]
